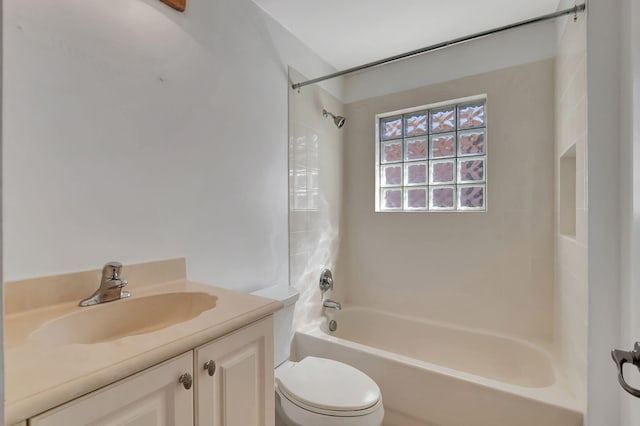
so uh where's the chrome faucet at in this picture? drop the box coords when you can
[79,262,131,307]
[323,299,341,311]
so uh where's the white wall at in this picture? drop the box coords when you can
[584,0,640,421]
[3,0,338,290]
[0,0,4,420]
[618,0,640,423]
[554,10,588,408]
[343,21,557,104]
[585,0,623,424]
[341,59,556,340]
[288,68,344,332]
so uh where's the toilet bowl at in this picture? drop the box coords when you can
[251,286,384,426]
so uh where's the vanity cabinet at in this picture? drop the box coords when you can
[30,352,194,426]
[28,317,274,426]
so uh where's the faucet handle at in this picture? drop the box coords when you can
[319,269,333,294]
[103,261,123,279]
[108,279,128,290]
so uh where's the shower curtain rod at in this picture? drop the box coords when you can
[291,3,586,90]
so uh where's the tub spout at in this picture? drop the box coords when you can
[323,299,341,310]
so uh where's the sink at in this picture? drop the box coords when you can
[30,292,217,344]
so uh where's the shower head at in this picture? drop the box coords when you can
[323,109,346,129]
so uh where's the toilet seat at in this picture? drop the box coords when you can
[275,357,382,417]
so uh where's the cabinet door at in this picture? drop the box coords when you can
[195,317,274,426]
[30,352,194,426]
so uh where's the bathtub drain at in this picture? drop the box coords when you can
[329,320,337,332]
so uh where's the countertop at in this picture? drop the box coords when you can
[4,259,283,424]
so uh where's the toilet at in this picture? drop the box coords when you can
[251,285,384,426]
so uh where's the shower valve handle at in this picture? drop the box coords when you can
[319,269,334,297]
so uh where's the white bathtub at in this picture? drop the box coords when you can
[293,306,583,426]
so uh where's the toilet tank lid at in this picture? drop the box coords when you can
[251,285,299,306]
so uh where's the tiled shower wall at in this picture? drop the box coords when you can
[554,12,588,408]
[340,60,555,339]
[288,68,345,332]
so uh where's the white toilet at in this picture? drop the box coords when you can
[251,285,384,426]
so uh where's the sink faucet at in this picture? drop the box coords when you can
[79,262,131,307]
[323,299,341,311]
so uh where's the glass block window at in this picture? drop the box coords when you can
[376,97,487,212]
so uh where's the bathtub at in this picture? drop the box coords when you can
[293,306,583,426]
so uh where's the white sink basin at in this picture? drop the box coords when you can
[30,292,217,344]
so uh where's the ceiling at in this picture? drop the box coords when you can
[253,0,561,70]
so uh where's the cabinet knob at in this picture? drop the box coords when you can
[179,373,193,390]
[204,360,216,376]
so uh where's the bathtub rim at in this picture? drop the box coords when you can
[320,305,557,357]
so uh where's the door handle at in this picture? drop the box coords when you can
[612,342,640,397]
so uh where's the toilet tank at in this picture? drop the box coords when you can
[251,285,300,367]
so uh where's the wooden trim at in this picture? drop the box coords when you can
[160,0,186,12]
